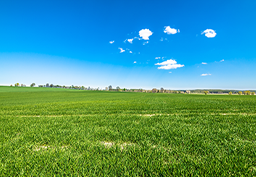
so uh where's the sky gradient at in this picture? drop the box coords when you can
[1,0,256,89]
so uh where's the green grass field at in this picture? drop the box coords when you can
[0,86,255,176]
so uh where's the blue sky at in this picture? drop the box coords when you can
[0,0,256,89]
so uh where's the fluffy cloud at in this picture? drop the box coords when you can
[118,47,125,53]
[124,38,134,44]
[164,26,180,34]
[201,29,217,38]
[155,59,184,70]
[139,29,153,40]
[127,39,133,43]
[220,59,224,62]
[129,51,132,53]
[155,57,161,59]
[134,61,137,63]
[202,62,207,64]
[109,41,114,44]
[201,73,211,76]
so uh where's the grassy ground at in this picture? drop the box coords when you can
[0,86,255,176]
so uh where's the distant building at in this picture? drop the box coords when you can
[186,90,191,94]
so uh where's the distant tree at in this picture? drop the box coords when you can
[251,92,255,95]
[160,87,164,93]
[152,88,157,93]
[15,83,19,87]
[116,86,120,91]
[229,92,232,95]
[30,83,35,87]
[238,91,242,95]
[108,85,112,91]
[123,88,126,91]
[178,91,181,94]
[204,91,209,95]
[81,86,85,90]
[50,84,53,87]
[243,91,251,95]
[10,84,13,87]
[46,83,49,87]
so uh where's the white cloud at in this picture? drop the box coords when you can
[201,29,217,38]
[124,38,134,44]
[109,41,114,44]
[155,57,161,59]
[155,59,184,70]
[169,72,172,73]
[164,26,179,34]
[134,37,141,40]
[129,51,132,53]
[201,73,211,76]
[143,41,149,45]
[128,39,133,43]
[118,47,125,53]
[202,62,207,64]
[220,59,224,62]
[134,61,137,63]
[139,29,153,40]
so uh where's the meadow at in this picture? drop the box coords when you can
[0,86,255,176]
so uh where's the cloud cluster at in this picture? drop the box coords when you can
[202,62,207,64]
[201,29,217,38]
[164,26,180,34]
[201,73,211,76]
[139,29,153,40]
[109,41,114,44]
[155,59,184,70]
[220,59,224,62]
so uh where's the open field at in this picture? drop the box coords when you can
[0,86,255,176]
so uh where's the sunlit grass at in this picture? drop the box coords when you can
[0,87,255,176]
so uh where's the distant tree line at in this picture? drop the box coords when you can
[9,83,256,95]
